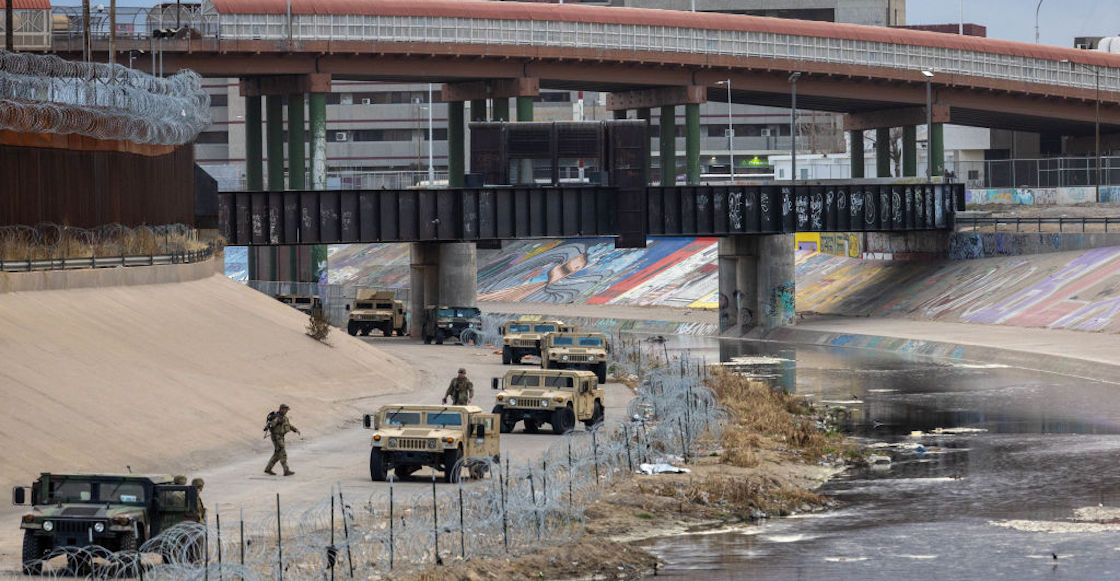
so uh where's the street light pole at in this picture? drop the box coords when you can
[922,70,934,182]
[716,79,733,181]
[1034,0,1044,44]
[427,83,435,186]
[789,72,801,184]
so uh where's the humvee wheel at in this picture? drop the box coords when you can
[369,449,388,481]
[21,531,45,575]
[423,333,432,344]
[551,406,576,434]
[502,347,512,365]
[435,330,445,345]
[500,417,516,433]
[523,419,540,434]
[468,461,488,480]
[595,362,608,384]
[443,447,463,483]
[382,323,393,336]
[583,401,604,428]
[347,322,358,336]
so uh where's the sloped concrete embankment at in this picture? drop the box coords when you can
[0,260,412,495]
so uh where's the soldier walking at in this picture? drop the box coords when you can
[264,403,300,476]
[443,368,474,405]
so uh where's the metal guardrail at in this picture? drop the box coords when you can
[955,217,1120,233]
[0,246,213,272]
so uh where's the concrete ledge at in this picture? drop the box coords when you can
[762,325,1120,385]
[0,256,223,293]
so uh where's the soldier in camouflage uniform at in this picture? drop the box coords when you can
[443,368,473,405]
[264,403,300,476]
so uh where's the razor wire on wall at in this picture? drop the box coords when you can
[0,51,210,145]
[21,337,730,580]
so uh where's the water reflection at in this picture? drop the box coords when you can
[637,335,1120,580]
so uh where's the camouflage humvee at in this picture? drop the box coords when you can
[346,289,407,336]
[422,306,482,345]
[491,368,604,434]
[13,473,202,575]
[499,319,575,365]
[363,405,500,482]
[540,332,611,383]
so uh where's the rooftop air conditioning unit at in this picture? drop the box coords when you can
[760,128,772,137]
[336,131,348,142]
[361,98,371,105]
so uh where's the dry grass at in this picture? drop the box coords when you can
[0,227,209,261]
[305,307,332,343]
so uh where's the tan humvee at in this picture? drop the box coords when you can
[491,369,604,434]
[362,405,499,482]
[540,332,610,384]
[499,319,575,365]
[276,294,321,314]
[347,290,407,337]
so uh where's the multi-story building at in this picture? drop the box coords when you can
[196,0,904,190]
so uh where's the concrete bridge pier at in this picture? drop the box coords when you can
[410,242,478,340]
[718,234,796,336]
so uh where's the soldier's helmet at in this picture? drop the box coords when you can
[279,403,290,410]
[191,478,205,488]
[458,368,466,374]
[173,475,187,485]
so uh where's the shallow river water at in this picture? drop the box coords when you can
[638,337,1120,580]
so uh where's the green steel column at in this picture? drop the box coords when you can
[902,125,917,177]
[245,93,262,281]
[659,105,676,186]
[470,99,487,122]
[288,93,305,280]
[246,95,263,191]
[516,96,534,122]
[930,123,945,177]
[875,127,891,178]
[266,94,284,282]
[309,92,328,284]
[849,130,865,179]
[613,109,627,120]
[288,94,306,189]
[685,102,700,185]
[492,98,509,122]
[448,101,465,187]
[637,108,651,184]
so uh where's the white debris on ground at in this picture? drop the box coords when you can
[637,463,692,475]
[991,506,1120,533]
[1073,506,1120,523]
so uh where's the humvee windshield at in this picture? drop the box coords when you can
[385,411,422,426]
[100,481,146,504]
[376,303,394,309]
[509,375,573,388]
[278,297,293,304]
[356,302,374,309]
[439,307,481,318]
[533,324,557,332]
[508,323,532,333]
[551,337,575,346]
[49,479,93,503]
[577,337,603,346]
[295,298,312,305]
[427,412,463,427]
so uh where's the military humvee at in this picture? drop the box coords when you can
[346,289,407,336]
[13,473,202,575]
[276,294,321,314]
[422,305,482,345]
[499,319,575,365]
[491,369,604,434]
[363,405,500,483]
[540,332,610,383]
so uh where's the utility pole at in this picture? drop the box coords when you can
[5,0,14,52]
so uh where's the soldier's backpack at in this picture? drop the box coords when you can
[263,410,278,433]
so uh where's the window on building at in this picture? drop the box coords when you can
[196,131,228,144]
[209,94,228,107]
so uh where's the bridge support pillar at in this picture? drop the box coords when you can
[930,122,944,177]
[686,102,700,185]
[849,130,865,178]
[492,98,509,122]
[875,127,891,177]
[659,105,676,186]
[410,242,477,340]
[266,95,285,281]
[718,234,796,336]
[902,125,917,177]
[310,91,328,283]
[516,96,534,184]
[470,99,487,122]
[287,93,307,282]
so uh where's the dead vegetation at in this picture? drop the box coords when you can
[305,307,332,343]
[0,224,210,262]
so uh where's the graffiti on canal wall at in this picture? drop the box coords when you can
[966,186,1120,205]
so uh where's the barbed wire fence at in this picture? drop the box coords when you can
[0,50,210,145]
[22,336,731,579]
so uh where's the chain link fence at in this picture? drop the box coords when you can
[22,335,727,579]
[0,50,210,145]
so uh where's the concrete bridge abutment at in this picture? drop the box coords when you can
[718,234,796,337]
[410,241,478,340]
